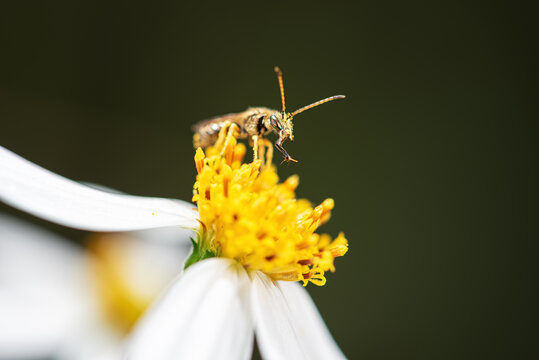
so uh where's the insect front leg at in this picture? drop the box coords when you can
[275,138,298,163]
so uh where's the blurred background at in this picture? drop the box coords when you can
[0,1,537,359]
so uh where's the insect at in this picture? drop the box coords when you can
[192,67,345,163]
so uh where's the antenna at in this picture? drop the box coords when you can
[274,66,286,113]
[291,95,346,117]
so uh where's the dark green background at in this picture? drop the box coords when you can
[1,1,536,359]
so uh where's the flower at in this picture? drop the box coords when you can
[191,141,348,286]
[0,213,191,360]
[0,142,348,359]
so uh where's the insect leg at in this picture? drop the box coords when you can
[275,140,298,163]
[252,135,259,161]
[220,122,239,156]
[214,121,232,149]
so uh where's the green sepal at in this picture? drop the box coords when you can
[184,235,215,270]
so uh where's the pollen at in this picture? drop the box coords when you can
[192,137,348,286]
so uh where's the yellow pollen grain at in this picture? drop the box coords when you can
[192,143,348,286]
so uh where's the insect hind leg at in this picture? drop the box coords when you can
[214,121,232,149]
[219,122,239,156]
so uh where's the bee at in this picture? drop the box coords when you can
[192,67,345,163]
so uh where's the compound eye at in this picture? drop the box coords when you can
[270,114,281,130]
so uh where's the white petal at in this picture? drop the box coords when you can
[250,272,305,360]
[279,281,346,360]
[0,290,72,358]
[81,182,196,244]
[0,214,100,358]
[0,146,199,231]
[56,323,124,360]
[126,258,253,360]
[251,274,347,360]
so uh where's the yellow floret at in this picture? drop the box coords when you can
[192,136,348,286]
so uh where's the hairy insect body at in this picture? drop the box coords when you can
[192,67,344,163]
[193,107,275,148]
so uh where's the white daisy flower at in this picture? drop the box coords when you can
[0,139,348,359]
[0,213,191,360]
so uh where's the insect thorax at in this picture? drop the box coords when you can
[241,107,276,137]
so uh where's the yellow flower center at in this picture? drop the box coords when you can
[88,234,169,333]
[192,137,348,286]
